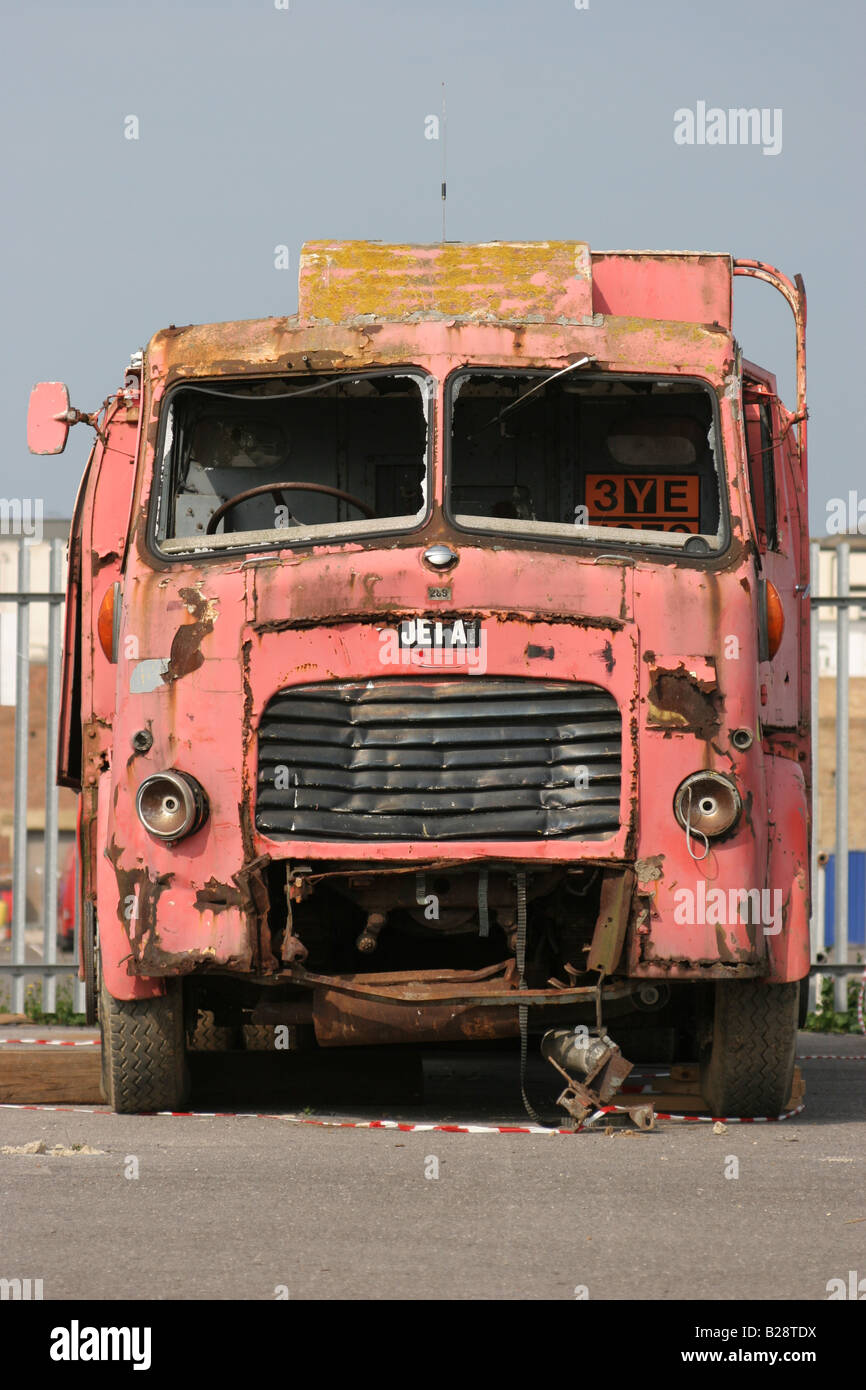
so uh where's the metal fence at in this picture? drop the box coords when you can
[809,539,863,1009]
[0,536,861,1019]
[0,538,82,1015]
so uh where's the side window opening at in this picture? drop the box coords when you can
[744,396,778,550]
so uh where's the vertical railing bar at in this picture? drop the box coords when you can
[815,853,827,1009]
[72,845,84,1015]
[11,542,30,1016]
[42,539,63,1013]
[808,540,821,1011]
[834,542,850,1010]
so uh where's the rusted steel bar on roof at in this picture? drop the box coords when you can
[733,260,807,477]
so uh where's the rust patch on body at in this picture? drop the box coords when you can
[647,664,722,739]
[91,549,119,575]
[106,837,173,958]
[715,923,738,964]
[193,878,244,914]
[162,587,216,684]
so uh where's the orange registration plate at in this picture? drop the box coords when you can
[585,474,700,532]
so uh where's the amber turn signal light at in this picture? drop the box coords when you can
[97,582,121,663]
[758,579,785,661]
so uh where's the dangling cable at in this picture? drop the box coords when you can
[683,782,710,862]
[516,870,539,1120]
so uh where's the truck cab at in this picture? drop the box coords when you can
[28,241,811,1117]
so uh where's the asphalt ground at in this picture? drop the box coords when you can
[1,1029,864,1301]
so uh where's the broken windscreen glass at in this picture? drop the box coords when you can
[154,370,432,553]
[448,371,725,551]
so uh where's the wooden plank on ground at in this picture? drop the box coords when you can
[0,1048,102,1104]
[633,1066,804,1116]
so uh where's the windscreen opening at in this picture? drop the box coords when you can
[449,372,724,551]
[155,371,430,552]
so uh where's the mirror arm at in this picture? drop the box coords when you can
[53,406,106,445]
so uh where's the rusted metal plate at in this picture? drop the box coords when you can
[313,990,518,1046]
[286,964,631,1010]
[298,240,593,326]
[586,868,635,974]
[592,252,732,328]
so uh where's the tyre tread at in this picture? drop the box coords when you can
[100,980,189,1113]
[701,981,799,1116]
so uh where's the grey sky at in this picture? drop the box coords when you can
[2,0,863,531]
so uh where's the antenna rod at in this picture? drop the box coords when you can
[441,82,447,242]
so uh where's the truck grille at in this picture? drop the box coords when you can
[255,679,621,841]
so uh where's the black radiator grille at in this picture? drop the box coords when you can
[255,679,622,841]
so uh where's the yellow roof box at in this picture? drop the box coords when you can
[298,240,593,327]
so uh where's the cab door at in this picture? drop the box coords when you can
[743,377,807,731]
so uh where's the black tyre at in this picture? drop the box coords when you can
[699,980,799,1117]
[242,1023,281,1051]
[190,1009,240,1052]
[797,977,810,1030]
[99,977,190,1113]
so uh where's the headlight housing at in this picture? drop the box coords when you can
[673,771,741,839]
[136,771,209,842]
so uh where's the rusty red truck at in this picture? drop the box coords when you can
[28,241,811,1119]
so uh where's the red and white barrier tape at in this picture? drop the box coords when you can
[0,1101,806,1130]
[0,1103,577,1134]
[586,1102,806,1126]
[4,1042,862,1057]
[797,1053,866,1060]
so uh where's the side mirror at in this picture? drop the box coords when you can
[27,381,71,455]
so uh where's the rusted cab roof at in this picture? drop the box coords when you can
[145,241,734,382]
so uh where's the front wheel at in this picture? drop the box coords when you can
[699,981,799,1118]
[99,977,190,1113]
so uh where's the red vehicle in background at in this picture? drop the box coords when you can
[57,843,76,952]
[0,882,11,944]
[28,240,811,1118]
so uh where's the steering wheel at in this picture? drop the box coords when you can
[206,481,375,535]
